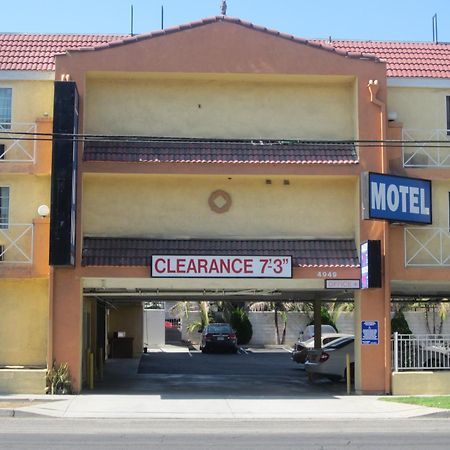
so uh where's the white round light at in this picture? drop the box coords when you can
[37,204,50,217]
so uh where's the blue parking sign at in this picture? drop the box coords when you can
[361,320,379,345]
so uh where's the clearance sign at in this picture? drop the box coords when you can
[151,255,292,278]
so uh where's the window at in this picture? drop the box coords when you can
[0,88,12,129]
[447,96,450,135]
[0,187,9,229]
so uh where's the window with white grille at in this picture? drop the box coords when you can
[0,187,9,229]
[0,88,12,129]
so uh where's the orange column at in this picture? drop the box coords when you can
[32,217,50,277]
[51,268,83,393]
[34,117,53,175]
[354,77,391,394]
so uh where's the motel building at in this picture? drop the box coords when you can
[1,16,450,395]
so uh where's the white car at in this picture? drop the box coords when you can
[297,324,337,342]
[304,335,355,381]
[292,333,351,365]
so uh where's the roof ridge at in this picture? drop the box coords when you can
[62,15,380,63]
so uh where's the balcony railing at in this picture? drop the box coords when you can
[404,227,450,267]
[0,122,36,163]
[402,129,450,168]
[0,224,33,264]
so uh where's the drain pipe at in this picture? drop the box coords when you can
[367,79,391,394]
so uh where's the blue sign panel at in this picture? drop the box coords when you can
[367,173,432,224]
[361,320,379,345]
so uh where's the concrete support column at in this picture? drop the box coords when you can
[354,276,391,394]
[51,268,83,393]
[32,217,50,277]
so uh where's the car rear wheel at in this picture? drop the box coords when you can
[326,375,341,382]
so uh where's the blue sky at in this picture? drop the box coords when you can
[3,0,450,42]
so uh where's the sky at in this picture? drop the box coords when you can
[3,0,450,42]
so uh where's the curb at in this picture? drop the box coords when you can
[0,409,15,417]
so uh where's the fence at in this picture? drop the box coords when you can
[392,332,450,371]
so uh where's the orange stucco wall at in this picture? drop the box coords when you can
[51,18,393,394]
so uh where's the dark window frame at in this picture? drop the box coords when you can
[447,96,450,135]
[0,186,10,229]
[0,87,12,130]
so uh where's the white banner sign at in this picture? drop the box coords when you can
[151,255,292,278]
[325,279,360,290]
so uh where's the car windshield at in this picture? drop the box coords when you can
[207,324,232,333]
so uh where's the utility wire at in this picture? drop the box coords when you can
[1,130,450,148]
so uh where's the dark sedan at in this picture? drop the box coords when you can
[200,323,238,353]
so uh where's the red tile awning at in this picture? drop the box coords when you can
[83,139,358,165]
[82,237,359,267]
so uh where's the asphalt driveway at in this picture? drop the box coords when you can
[92,346,347,397]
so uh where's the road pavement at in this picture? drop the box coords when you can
[1,418,450,449]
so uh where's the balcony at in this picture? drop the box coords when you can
[0,224,33,264]
[404,227,450,267]
[0,219,49,277]
[0,122,36,163]
[0,119,52,174]
[402,129,450,168]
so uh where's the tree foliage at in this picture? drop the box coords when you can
[229,308,253,345]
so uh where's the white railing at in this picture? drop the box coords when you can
[0,224,34,264]
[404,227,450,267]
[392,333,450,371]
[402,129,450,168]
[0,122,36,163]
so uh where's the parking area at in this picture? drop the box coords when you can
[92,345,347,397]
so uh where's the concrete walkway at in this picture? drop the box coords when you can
[0,347,446,419]
[0,393,445,419]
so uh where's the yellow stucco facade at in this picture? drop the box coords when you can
[82,174,356,239]
[85,75,356,140]
[388,86,450,131]
[0,278,48,366]
[0,78,52,393]
[0,80,53,124]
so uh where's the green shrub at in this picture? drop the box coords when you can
[229,308,253,345]
[308,306,338,332]
[391,310,412,334]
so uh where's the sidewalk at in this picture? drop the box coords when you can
[0,348,446,420]
[0,393,445,419]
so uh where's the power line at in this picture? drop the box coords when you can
[2,130,450,148]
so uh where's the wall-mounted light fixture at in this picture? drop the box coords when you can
[388,111,398,121]
[37,204,50,218]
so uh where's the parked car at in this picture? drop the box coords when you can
[304,335,355,381]
[292,333,351,365]
[298,324,337,343]
[200,323,238,354]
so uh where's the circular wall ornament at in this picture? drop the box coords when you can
[208,190,232,214]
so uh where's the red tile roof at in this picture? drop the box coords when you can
[0,34,122,71]
[1,16,449,78]
[83,139,358,165]
[315,39,450,79]
[82,237,359,268]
